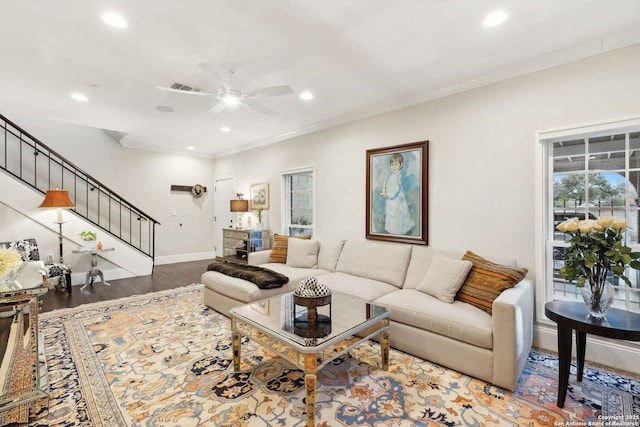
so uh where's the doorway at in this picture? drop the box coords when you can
[213,176,235,258]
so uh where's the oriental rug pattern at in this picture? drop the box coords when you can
[28,285,639,426]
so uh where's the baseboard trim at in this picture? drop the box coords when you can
[154,252,215,265]
[534,323,640,375]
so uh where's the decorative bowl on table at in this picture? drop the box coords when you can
[293,276,332,307]
[293,276,332,335]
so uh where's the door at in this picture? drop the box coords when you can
[214,177,235,257]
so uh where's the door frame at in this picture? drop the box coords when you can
[213,175,236,258]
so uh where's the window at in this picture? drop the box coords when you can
[281,167,314,236]
[540,119,640,311]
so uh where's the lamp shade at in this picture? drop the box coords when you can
[230,199,249,212]
[38,189,76,209]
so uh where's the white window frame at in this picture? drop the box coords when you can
[280,166,315,236]
[536,116,640,319]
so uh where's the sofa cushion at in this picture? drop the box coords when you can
[374,289,493,349]
[404,246,463,290]
[286,238,320,268]
[317,239,345,271]
[336,241,411,288]
[417,255,472,303]
[269,234,311,263]
[321,272,399,301]
[456,251,528,314]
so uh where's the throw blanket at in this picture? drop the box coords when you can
[207,262,289,289]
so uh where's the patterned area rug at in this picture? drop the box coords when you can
[28,284,640,426]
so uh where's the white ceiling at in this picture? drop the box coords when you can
[2,1,640,158]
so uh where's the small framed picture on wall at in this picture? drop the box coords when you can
[250,183,270,210]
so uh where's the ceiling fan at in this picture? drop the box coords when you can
[156,63,293,115]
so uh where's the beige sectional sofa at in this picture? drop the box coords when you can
[201,239,533,391]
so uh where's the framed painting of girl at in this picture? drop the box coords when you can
[366,141,428,245]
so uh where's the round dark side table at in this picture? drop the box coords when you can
[544,300,640,407]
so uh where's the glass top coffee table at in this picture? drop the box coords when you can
[229,291,391,427]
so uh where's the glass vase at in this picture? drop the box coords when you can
[581,280,615,319]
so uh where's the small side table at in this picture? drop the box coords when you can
[544,301,640,408]
[72,247,115,292]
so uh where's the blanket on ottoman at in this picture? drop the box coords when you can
[207,262,289,289]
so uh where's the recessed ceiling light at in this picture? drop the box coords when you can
[187,146,195,151]
[299,91,314,100]
[70,93,88,102]
[102,12,127,29]
[220,126,231,132]
[483,10,508,27]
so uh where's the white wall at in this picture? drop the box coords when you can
[214,42,640,369]
[1,115,216,264]
[216,43,640,259]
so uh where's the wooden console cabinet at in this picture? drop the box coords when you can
[222,228,271,263]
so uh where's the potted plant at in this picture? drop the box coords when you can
[79,231,97,248]
[256,208,264,230]
[556,215,640,318]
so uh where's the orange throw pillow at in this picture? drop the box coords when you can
[268,234,311,263]
[455,251,528,314]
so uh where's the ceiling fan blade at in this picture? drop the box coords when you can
[156,86,214,97]
[244,85,293,99]
[241,99,279,116]
[209,101,227,115]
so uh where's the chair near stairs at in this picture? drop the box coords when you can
[0,238,72,293]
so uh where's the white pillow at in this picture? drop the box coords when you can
[286,238,320,268]
[416,255,472,303]
[317,239,345,271]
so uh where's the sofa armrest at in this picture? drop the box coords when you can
[16,260,47,289]
[248,250,272,265]
[491,278,534,390]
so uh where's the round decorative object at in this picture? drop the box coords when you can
[294,276,331,298]
[191,184,205,198]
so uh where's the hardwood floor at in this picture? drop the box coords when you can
[40,259,213,313]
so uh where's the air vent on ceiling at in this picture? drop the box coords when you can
[169,82,201,93]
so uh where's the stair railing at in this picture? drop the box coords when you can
[0,114,160,260]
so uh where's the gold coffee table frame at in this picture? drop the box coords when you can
[229,292,390,427]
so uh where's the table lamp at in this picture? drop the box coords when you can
[38,189,76,263]
[230,197,249,229]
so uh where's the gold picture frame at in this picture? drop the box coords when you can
[250,183,270,210]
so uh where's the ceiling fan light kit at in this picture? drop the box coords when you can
[157,64,293,116]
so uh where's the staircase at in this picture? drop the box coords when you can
[0,113,160,276]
